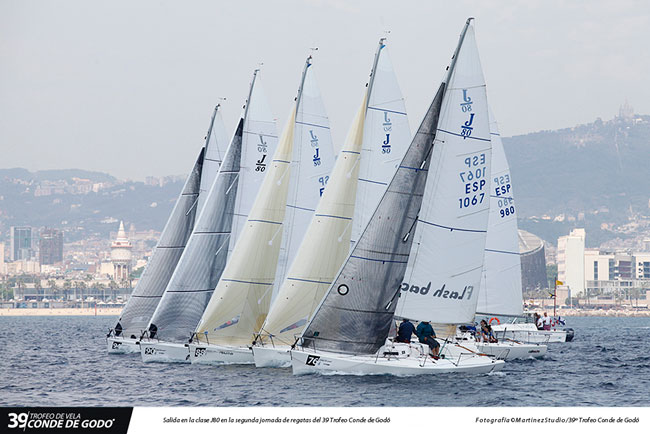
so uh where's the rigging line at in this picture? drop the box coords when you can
[185,196,198,216]
[225,172,240,195]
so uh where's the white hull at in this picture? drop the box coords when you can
[291,341,504,376]
[491,324,567,343]
[252,345,292,368]
[188,343,254,365]
[107,337,140,354]
[140,340,190,363]
[475,341,547,360]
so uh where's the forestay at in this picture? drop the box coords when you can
[146,121,243,342]
[272,57,335,303]
[300,83,445,355]
[476,114,523,317]
[352,39,411,246]
[194,106,297,347]
[113,150,203,339]
[258,92,368,346]
[397,25,492,325]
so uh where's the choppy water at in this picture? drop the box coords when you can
[0,315,649,406]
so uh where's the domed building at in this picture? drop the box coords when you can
[111,221,133,281]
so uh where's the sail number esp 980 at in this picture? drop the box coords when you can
[458,153,486,209]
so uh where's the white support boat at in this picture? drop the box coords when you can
[253,39,410,369]
[292,19,502,376]
[491,321,567,343]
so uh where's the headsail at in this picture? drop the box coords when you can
[113,150,203,339]
[396,22,491,325]
[194,105,297,347]
[146,120,244,342]
[258,91,368,346]
[475,113,523,317]
[353,39,411,246]
[272,56,335,303]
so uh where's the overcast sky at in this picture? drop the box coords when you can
[2,0,649,180]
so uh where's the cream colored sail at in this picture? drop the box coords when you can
[257,92,368,346]
[194,105,296,347]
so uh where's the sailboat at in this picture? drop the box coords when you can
[471,114,547,359]
[139,71,278,362]
[252,38,411,368]
[106,104,228,354]
[187,56,336,365]
[291,18,504,375]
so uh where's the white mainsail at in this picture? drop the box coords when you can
[396,25,492,325]
[271,57,336,303]
[258,92,368,346]
[476,114,523,317]
[230,70,279,254]
[353,39,411,246]
[197,104,229,215]
[194,105,297,347]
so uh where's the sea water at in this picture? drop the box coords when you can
[0,315,648,406]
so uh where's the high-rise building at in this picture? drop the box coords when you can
[557,228,585,296]
[39,228,64,265]
[111,221,132,281]
[10,226,33,261]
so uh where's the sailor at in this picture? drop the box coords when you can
[396,318,416,343]
[416,321,440,358]
[536,313,544,330]
[479,319,498,343]
[542,312,552,330]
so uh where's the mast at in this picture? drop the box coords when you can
[295,55,312,116]
[204,104,220,149]
[243,69,259,125]
[444,17,474,85]
[366,37,386,111]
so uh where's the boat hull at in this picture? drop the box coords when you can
[290,345,504,376]
[188,343,254,365]
[106,337,140,354]
[475,341,547,360]
[140,341,190,363]
[491,324,567,343]
[252,346,292,368]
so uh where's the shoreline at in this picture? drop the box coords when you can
[0,307,122,316]
[0,307,649,317]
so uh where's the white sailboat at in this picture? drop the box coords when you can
[291,19,504,375]
[188,56,336,365]
[139,71,278,362]
[252,38,411,368]
[472,114,547,359]
[107,104,228,354]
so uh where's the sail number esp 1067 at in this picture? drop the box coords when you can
[459,153,487,209]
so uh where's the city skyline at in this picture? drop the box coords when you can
[2,0,649,180]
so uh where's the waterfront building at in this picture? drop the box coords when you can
[39,228,63,265]
[519,229,548,290]
[557,228,585,296]
[10,226,33,261]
